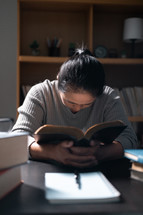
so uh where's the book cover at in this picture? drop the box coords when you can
[0,132,28,169]
[45,172,121,204]
[34,120,126,146]
[0,166,22,200]
[124,149,143,164]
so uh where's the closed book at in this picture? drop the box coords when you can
[0,132,28,169]
[124,149,143,163]
[130,169,143,182]
[45,172,120,204]
[0,166,22,199]
[131,162,143,172]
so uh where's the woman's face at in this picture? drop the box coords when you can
[59,90,96,114]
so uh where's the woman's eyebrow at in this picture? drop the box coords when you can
[65,99,94,106]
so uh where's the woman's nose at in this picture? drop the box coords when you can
[72,104,83,113]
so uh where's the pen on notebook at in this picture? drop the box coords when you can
[74,171,81,189]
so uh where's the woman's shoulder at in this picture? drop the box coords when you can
[29,79,57,92]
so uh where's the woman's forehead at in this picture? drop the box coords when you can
[60,91,96,105]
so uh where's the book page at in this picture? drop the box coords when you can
[35,124,84,139]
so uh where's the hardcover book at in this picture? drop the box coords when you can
[34,120,126,146]
[0,132,28,169]
[130,169,143,183]
[124,149,143,164]
[0,166,22,200]
[132,162,143,172]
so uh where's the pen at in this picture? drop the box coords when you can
[74,171,81,189]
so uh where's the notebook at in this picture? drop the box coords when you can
[45,171,120,204]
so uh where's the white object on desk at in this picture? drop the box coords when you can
[45,172,120,204]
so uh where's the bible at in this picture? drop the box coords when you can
[33,120,126,146]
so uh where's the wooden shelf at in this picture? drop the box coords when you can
[19,56,68,64]
[17,0,143,125]
[99,58,143,65]
[128,116,143,122]
[19,56,143,65]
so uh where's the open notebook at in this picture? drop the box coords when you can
[45,172,120,204]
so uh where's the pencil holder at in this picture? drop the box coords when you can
[48,47,60,57]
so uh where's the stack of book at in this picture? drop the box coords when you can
[124,149,143,182]
[0,132,28,199]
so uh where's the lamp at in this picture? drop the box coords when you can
[123,17,143,58]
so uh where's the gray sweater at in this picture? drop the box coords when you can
[12,79,138,149]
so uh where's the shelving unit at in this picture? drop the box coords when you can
[17,0,143,125]
[19,56,143,65]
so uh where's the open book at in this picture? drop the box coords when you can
[45,172,121,204]
[33,120,126,146]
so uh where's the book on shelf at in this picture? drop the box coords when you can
[33,120,126,146]
[0,166,22,200]
[114,87,143,117]
[133,87,143,116]
[125,87,139,116]
[0,132,28,169]
[45,172,121,204]
[114,88,130,116]
[120,88,133,116]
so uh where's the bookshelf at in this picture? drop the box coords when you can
[17,0,143,125]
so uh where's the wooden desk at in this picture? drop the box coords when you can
[0,159,143,215]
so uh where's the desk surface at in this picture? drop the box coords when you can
[0,159,143,215]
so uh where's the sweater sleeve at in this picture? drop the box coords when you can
[12,83,47,134]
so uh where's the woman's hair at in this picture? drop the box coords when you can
[57,48,105,97]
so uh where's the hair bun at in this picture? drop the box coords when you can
[74,48,93,56]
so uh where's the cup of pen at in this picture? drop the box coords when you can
[49,47,60,57]
[47,38,62,57]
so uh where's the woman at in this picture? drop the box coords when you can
[12,48,138,168]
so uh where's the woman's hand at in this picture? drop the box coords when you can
[29,140,98,168]
[29,139,124,168]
